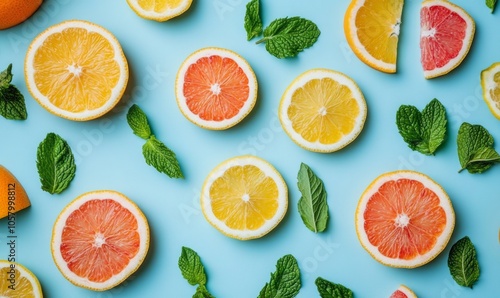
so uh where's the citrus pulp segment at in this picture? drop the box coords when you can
[481,62,500,120]
[344,0,404,73]
[51,190,149,291]
[126,0,193,22]
[0,165,31,219]
[279,68,367,153]
[420,0,475,79]
[175,47,258,130]
[0,260,43,297]
[390,285,417,298]
[201,156,288,240]
[0,0,42,30]
[25,20,129,121]
[356,171,455,268]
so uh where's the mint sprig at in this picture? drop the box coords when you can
[315,277,353,298]
[0,64,27,120]
[486,0,497,13]
[178,247,215,298]
[36,133,76,194]
[448,236,480,288]
[127,104,183,179]
[457,122,500,173]
[244,0,262,40]
[258,254,301,298]
[396,98,447,155]
[297,163,329,233]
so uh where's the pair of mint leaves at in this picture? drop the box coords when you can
[244,0,320,58]
[179,248,352,298]
[396,99,500,173]
[0,64,27,120]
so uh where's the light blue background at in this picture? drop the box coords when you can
[0,0,499,297]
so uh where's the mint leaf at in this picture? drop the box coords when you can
[448,236,480,288]
[258,254,301,298]
[315,277,353,298]
[396,98,446,155]
[179,247,207,286]
[257,17,320,58]
[244,0,262,40]
[486,0,497,12]
[297,163,328,233]
[457,122,499,173]
[143,136,183,179]
[0,64,27,120]
[127,104,152,140]
[36,133,76,194]
[194,285,215,298]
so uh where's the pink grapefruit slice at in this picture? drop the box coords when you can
[390,285,417,298]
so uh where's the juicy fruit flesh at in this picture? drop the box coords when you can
[209,165,279,231]
[363,178,446,260]
[0,266,36,297]
[0,166,31,219]
[420,5,467,71]
[183,55,250,121]
[60,199,140,283]
[390,290,409,298]
[490,72,500,110]
[137,0,183,13]
[33,27,121,113]
[355,0,403,64]
[288,78,360,144]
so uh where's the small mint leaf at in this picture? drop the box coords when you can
[127,104,152,140]
[315,277,353,298]
[244,0,263,40]
[448,236,480,288]
[258,254,301,298]
[178,247,207,286]
[143,135,183,179]
[297,163,328,233]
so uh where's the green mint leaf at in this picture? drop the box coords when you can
[36,133,76,194]
[258,254,301,298]
[315,277,353,298]
[127,104,152,140]
[257,17,320,58]
[459,146,500,173]
[0,64,27,120]
[457,122,498,173]
[143,135,183,179]
[448,236,480,288]
[244,0,262,40]
[486,0,497,12]
[396,99,446,155]
[178,247,207,286]
[297,163,328,233]
[193,285,215,298]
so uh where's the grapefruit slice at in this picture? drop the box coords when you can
[390,285,417,298]
[0,260,43,297]
[420,0,475,79]
[356,171,455,268]
[175,47,258,130]
[51,190,150,291]
[481,62,500,120]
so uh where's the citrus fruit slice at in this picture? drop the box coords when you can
[0,0,42,30]
[25,20,129,121]
[0,260,43,297]
[356,171,455,268]
[126,0,192,21]
[420,0,475,79]
[201,156,288,240]
[344,0,404,73]
[51,190,149,291]
[481,62,500,120]
[0,165,31,219]
[175,47,258,130]
[279,68,367,153]
[390,285,417,298]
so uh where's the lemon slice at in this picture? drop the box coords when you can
[126,0,193,22]
[481,62,500,120]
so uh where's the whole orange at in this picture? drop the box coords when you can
[0,0,42,30]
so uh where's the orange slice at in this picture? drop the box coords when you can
[51,190,149,291]
[25,20,129,121]
[390,285,417,298]
[356,171,455,268]
[420,0,475,79]
[175,47,258,130]
[0,165,31,219]
[0,260,43,297]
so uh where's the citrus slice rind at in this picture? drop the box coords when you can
[201,156,288,240]
[25,20,129,121]
[390,285,417,298]
[481,62,500,120]
[356,171,455,268]
[126,0,193,22]
[51,190,149,291]
[175,47,258,130]
[0,260,43,297]
[344,0,404,73]
[420,0,475,79]
[279,68,367,153]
